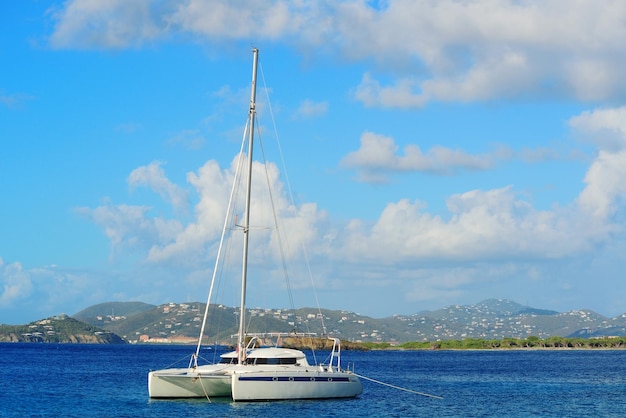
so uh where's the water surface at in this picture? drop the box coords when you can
[1,344,625,417]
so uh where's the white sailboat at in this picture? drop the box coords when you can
[148,48,362,401]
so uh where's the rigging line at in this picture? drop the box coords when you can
[254,118,297,317]
[203,169,240,361]
[353,373,444,399]
[258,60,327,336]
[200,244,229,362]
[207,236,231,363]
[194,118,251,363]
[157,353,197,371]
[300,319,319,366]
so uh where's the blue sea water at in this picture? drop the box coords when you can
[1,343,626,417]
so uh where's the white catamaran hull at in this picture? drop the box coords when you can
[148,367,232,398]
[231,370,363,401]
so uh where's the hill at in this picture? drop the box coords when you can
[0,314,126,344]
[69,298,626,344]
[73,301,155,321]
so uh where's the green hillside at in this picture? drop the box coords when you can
[73,301,155,321]
[0,314,126,343]
[70,298,626,344]
[7,298,626,344]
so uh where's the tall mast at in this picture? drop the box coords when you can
[237,48,258,364]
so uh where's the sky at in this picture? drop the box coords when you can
[2,0,626,325]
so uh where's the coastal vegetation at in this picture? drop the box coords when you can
[251,335,626,351]
[361,335,626,350]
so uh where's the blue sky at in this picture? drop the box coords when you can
[2,1,626,325]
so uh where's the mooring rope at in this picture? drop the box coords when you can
[197,374,212,403]
[353,373,443,399]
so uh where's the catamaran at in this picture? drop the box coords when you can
[148,48,362,401]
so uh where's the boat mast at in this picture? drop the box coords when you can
[237,48,258,364]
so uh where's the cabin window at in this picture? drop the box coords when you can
[219,358,238,364]
[246,357,298,365]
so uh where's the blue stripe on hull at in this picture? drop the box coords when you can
[238,376,351,382]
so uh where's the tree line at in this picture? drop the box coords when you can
[360,335,626,350]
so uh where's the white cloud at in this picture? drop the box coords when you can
[324,107,626,312]
[146,154,325,266]
[145,159,233,264]
[128,161,189,211]
[84,109,626,274]
[167,0,293,40]
[48,0,167,49]
[341,132,585,183]
[355,74,428,108]
[334,187,594,266]
[569,107,626,152]
[75,203,183,260]
[341,131,493,181]
[577,150,626,222]
[0,258,32,307]
[65,104,626,319]
[48,0,626,104]
[346,1,626,105]
[569,108,626,222]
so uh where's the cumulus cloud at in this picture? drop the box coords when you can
[113,148,618,274]
[341,131,585,183]
[167,0,294,40]
[324,106,626,309]
[48,0,169,49]
[347,106,626,264]
[325,120,626,313]
[0,258,32,307]
[334,187,595,266]
[144,159,234,264]
[347,0,626,106]
[128,161,189,210]
[569,107,626,152]
[75,152,329,275]
[86,110,626,271]
[567,108,626,222]
[341,131,494,182]
[355,74,428,108]
[146,154,324,266]
[577,150,626,221]
[70,101,626,318]
[75,203,183,260]
[48,0,626,104]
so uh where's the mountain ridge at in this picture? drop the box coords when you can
[70,298,626,344]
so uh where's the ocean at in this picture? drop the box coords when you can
[1,343,625,417]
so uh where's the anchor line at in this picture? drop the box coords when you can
[353,373,443,399]
[197,374,212,403]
